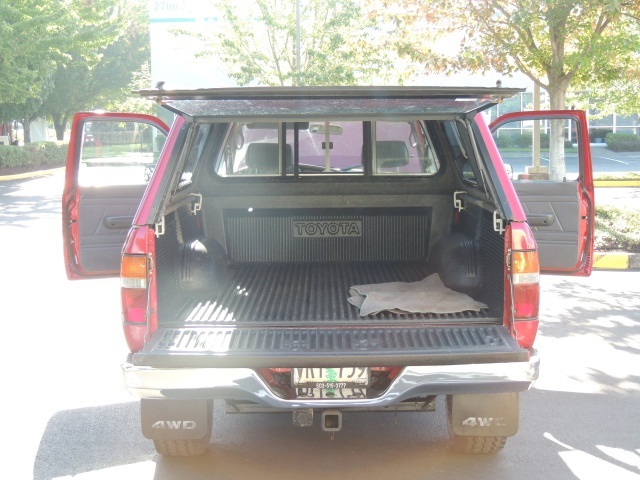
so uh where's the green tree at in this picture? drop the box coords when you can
[574,49,640,117]
[195,0,399,86]
[0,0,125,142]
[377,0,640,180]
[40,0,152,140]
[0,1,61,103]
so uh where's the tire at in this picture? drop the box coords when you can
[446,396,507,454]
[153,437,210,456]
[449,433,507,454]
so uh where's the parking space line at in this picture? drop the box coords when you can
[598,156,630,165]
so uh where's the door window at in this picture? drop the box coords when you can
[78,120,167,186]
[493,118,580,182]
[491,111,594,275]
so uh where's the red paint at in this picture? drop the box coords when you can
[514,320,539,351]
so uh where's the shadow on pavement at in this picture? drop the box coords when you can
[33,402,155,480]
[0,174,63,228]
[33,390,640,480]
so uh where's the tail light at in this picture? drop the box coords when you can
[121,255,148,322]
[121,226,157,352]
[508,224,540,349]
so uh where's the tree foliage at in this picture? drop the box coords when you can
[375,0,640,179]
[40,1,152,139]
[0,0,119,103]
[196,0,400,86]
[0,0,150,142]
[0,1,61,104]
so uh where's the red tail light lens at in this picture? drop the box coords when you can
[511,251,540,320]
[121,284,148,324]
[509,225,540,349]
[120,226,157,352]
[121,254,149,325]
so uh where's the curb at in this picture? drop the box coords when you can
[593,180,640,187]
[593,252,640,270]
[0,167,65,182]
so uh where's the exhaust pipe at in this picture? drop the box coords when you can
[321,410,342,432]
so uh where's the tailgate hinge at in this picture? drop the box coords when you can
[493,210,505,235]
[154,215,165,237]
[453,191,466,212]
[190,193,202,215]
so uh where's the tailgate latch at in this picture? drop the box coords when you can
[190,193,202,215]
[154,215,165,237]
[453,191,466,212]
[493,210,505,235]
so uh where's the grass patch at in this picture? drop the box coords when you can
[595,204,640,253]
[594,172,640,181]
[81,143,155,159]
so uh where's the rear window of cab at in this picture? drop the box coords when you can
[213,120,440,177]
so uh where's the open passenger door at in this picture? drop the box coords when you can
[490,110,594,275]
[63,112,169,279]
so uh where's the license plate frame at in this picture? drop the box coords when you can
[292,367,370,400]
[292,367,370,389]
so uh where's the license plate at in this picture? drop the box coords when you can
[293,367,369,399]
[292,367,370,388]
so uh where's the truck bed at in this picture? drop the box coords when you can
[144,200,513,369]
[136,260,518,368]
[166,261,498,327]
[137,259,518,369]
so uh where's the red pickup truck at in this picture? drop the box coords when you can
[62,86,594,455]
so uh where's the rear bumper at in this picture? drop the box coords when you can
[122,349,539,409]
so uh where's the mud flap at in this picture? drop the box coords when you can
[449,393,519,437]
[141,399,210,440]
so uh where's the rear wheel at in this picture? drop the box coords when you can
[448,433,507,454]
[153,437,210,456]
[446,396,507,454]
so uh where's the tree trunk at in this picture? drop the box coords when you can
[21,121,31,144]
[6,123,15,144]
[546,80,569,181]
[53,113,67,141]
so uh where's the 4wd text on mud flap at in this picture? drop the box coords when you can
[462,417,506,427]
[151,420,197,430]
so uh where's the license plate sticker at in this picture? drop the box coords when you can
[292,367,370,388]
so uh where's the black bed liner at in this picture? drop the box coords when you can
[169,262,499,326]
[138,262,519,368]
[133,324,526,368]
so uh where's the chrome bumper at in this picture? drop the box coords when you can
[122,350,539,409]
